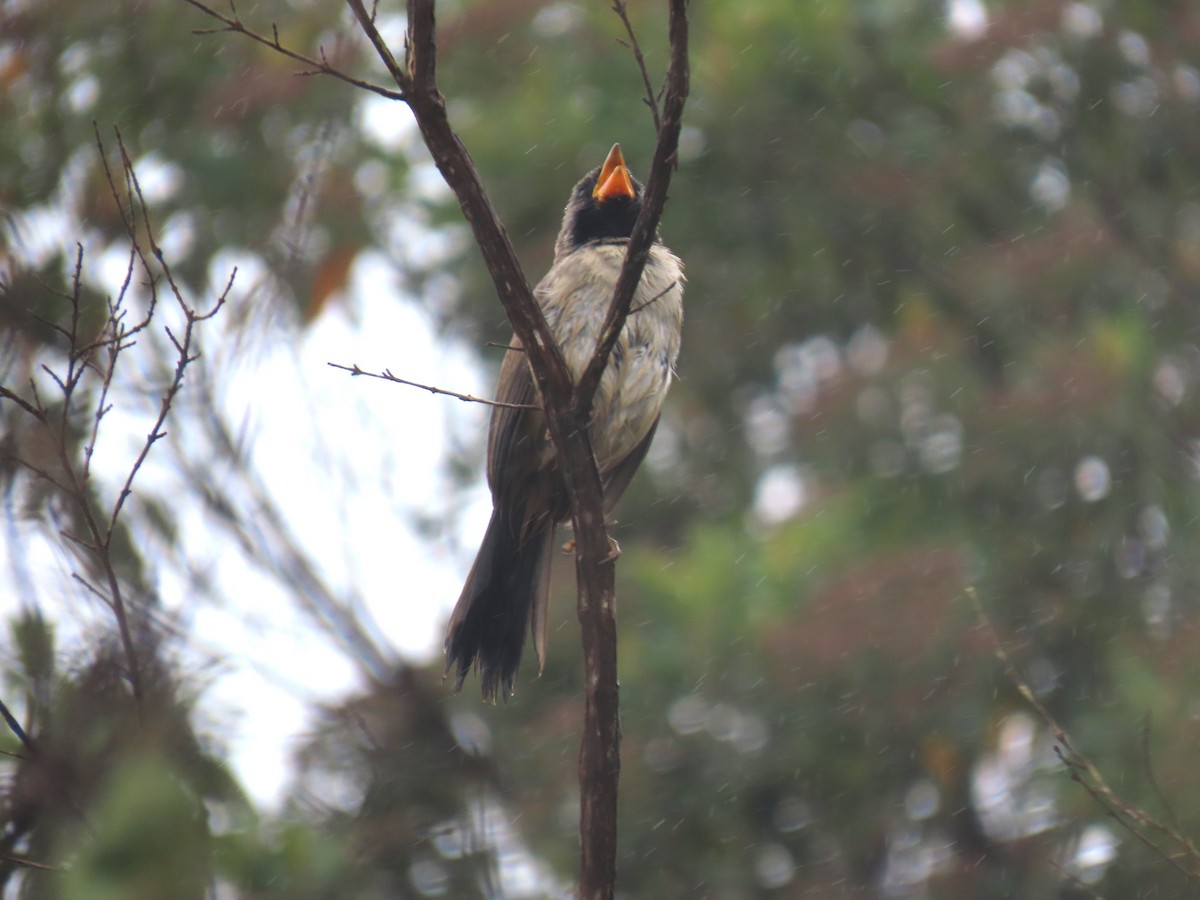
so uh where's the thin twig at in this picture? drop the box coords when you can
[84,249,138,482]
[0,387,40,419]
[327,362,538,410]
[629,278,682,315]
[71,572,115,607]
[235,4,692,898]
[574,0,689,420]
[345,0,412,92]
[1055,745,1200,883]
[573,9,687,896]
[611,0,661,131]
[181,0,406,100]
[3,127,233,707]
[1140,714,1180,830]
[969,588,1200,883]
[1047,859,1108,900]
[9,457,72,497]
[32,230,146,704]
[0,697,32,751]
[0,854,58,873]
[356,0,575,422]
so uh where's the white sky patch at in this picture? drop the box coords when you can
[357,92,420,153]
[130,153,185,204]
[196,251,490,803]
[946,0,988,40]
[249,252,486,659]
[752,464,808,526]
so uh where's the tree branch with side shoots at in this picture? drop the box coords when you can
[181,0,406,100]
[326,362,537,410]
[184,2,690,896]
[970,589,1200,885]
[0,128,231,708]
[612,0,662,132]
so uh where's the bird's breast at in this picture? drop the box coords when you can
[536,242,684,473]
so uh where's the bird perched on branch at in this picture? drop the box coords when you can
[445,144,684,701]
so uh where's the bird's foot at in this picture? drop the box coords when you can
[561,535,621,562]
[602,536,622,563]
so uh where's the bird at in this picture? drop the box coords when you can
[445,143,684,702]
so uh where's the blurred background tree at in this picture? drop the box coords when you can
[4,0,1200,897]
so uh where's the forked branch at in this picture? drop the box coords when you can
[181,0,406,100]
[0,128,232,707]
[181,3,690,897]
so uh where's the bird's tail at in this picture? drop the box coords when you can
[445,510,554,701]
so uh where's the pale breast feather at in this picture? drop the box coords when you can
[533,241,684,471]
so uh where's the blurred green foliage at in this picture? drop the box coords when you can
[5,0,1200,897]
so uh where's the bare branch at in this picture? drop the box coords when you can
[98,127,233,541]
[25,205,148,705]
[1138,715,1180,834]
[611,1,661,131]
[0,386,41,419]
[970,588,1200,884]
[574,6,689,897]
[327,362,538,410]
[574,0,689,422]
[84,250,137,482]
[9,458,71,496]
[0,127,232,707]
[0,853,58,873]
[1048,860,1109,900]
[185,3,690,896]
[344,0,412,93]
[358,3,689,895]
[0,697,32,753]
[1055,744,1200,884]
[71,571,115,607]
[353,0,575,427]
[181,0,407,100]
[628,278,682,315]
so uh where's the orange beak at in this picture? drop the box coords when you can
[592,143,636,203]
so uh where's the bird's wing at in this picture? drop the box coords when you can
[601,415,659,515]
[485,338,540,495]
[485,339,555,676]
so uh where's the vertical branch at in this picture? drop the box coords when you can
[574,5,688,899]
[195,1,690,895]
[344,0,576,413]
[574,0,689,416]
[612,0,661,132]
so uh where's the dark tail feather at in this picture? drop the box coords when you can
[445,511,553,701]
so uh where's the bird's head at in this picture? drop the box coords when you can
[555,143,645,258]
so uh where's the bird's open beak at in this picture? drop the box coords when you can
[593,143,636,202]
